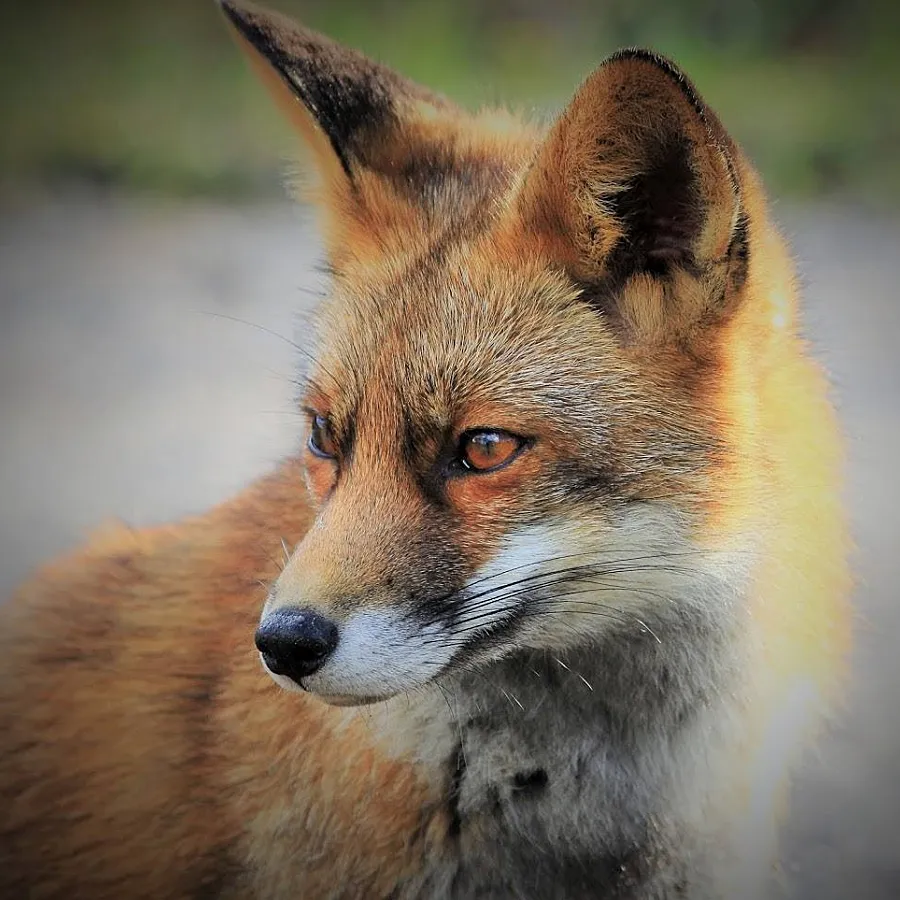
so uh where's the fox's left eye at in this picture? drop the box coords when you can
[457,430,527,473]
[308,414,338,460]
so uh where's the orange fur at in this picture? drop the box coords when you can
[0,3,850,897]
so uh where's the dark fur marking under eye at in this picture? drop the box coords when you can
[400,410,456,507]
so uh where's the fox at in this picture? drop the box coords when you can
[0,1,851,898]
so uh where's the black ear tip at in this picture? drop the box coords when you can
[607,47,682,74]
[218,0,258,30]
[218,0,242,27]
[218,0,282,55]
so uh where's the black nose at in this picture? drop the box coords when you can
[255,608,339,684]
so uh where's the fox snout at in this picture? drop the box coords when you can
[255,608,340,685]
[257,517,467,704]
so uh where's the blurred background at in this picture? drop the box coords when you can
[1,0,899,205]
[1,1,898,898]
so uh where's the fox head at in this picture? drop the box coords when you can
[221,1,790,705]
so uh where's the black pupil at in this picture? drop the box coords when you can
[313,417,332,454]
[473,433,498,452]
[466,432,505,468]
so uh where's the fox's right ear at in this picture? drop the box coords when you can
[509,49,749,342]
[219,0,478,262]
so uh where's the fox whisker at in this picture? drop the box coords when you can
[553,656,594,692]
[199,310,342,390]
[419,558,699,630]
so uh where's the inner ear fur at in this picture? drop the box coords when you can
[512,49,749,336]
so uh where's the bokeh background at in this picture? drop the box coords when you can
[2,0,899,205]
[1,1,899,898]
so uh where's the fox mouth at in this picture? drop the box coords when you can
[315,693,387,707]
[258,650,395,706]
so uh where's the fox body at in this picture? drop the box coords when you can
[0,2,850,898]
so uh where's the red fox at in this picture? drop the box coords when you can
[0,1,851,897]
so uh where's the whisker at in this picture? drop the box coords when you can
[634,617,662,643]
[260,547,286,575]
[431,570,682,634]
[501,688,525,712]
[256,409,308,419]
[553,656,594,692]
[454,666,523,713]
[454,570,687,620]
[419,557,698,629]
[199,310,342,389]
[524,599,665,643]
[421,602,630,648]
[429,590,625,638]
[434,581,675,646]
[460,547,707,595]
[467,556,698,608]
[295,283,328,301]
[199,310,305,350]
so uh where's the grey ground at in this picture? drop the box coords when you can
[0,193,897,898]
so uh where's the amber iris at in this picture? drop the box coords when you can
[459,430,524,473]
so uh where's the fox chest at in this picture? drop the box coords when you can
[395,716,656,900]
[231,711,655,900]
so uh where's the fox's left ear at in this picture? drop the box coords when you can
[512,50,749,337]
[220,0,504,263]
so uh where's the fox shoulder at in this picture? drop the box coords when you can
[0,462,309,895]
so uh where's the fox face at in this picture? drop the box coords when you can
[223,1,762,705]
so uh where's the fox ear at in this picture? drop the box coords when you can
[513,49,748,336]
[220,0,452,183]
[220,0,485,259]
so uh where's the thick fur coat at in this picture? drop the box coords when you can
[0,2,850,897]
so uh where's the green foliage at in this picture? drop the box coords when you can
[0,0,896,205]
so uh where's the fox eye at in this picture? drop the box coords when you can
[457,430,526,474]
[308,414,338,460]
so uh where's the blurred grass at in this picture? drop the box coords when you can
[1,0,898,206]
